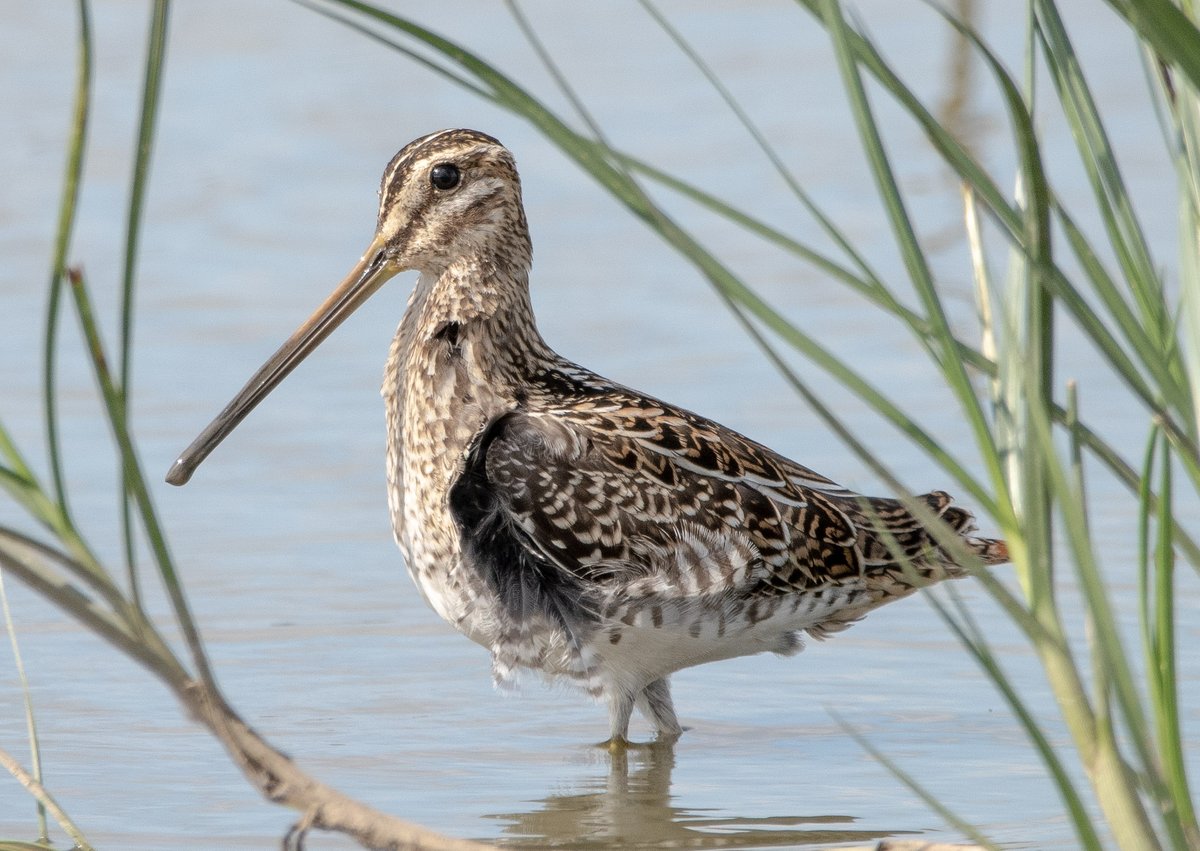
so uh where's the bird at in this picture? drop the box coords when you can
[166,128,1008,747]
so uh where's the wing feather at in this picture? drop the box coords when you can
[450,380,1005,666]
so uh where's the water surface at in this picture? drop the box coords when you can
[1,2,1194,848]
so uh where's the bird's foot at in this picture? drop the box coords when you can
[595,735,631,754]
[594,731,682,754]
[653,727,685,747]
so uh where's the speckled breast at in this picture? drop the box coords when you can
[380,280,510,648]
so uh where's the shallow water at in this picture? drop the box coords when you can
[1,1,1196,849]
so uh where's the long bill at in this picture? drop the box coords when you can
[166,234,396,486]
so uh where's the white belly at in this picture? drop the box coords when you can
[589,582,869,692]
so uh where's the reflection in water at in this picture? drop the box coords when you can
[487,743,914,849]
[925,0,988,258]
[937,0,982,156]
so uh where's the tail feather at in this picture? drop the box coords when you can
[837,489,1010,603]
[966,535,1009,565]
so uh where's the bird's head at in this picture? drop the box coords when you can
[165,129,527,486]
[371,128,531,277]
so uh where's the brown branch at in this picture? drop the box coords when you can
[0,537,489,850]
[174,680,489,851]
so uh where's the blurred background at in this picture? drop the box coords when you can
[0,1,1191,848]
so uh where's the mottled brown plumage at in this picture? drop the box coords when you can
[168,129,1008,744]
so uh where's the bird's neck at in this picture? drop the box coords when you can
[386,252,554,408]
[381,252,551,562]
[420,252,552,374]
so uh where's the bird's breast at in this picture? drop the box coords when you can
[383,325,511,641]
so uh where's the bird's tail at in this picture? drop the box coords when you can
[833,489,1010,603]
[965,533,1009,566]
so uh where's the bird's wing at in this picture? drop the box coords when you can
[449,395,1004,681]
[453,400,860,602]
[546,389,1007,576]
[454,386,1002,597]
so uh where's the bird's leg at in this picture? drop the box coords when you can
[598,687,636,752]
[635,677,682,741]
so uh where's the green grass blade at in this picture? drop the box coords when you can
[617,4,1010,400]
[798,0,1192,446]
[964,185,1000,396]
[990,1,1054,612]
[0,529,172,679]
[1036,4,1167,331]
[1105,0,1200,93]
[42,0,93,524]
[0,461,125,613]
[817,0,937,332]
[818,0,1011,515]
[1163,5,1200,470]
[637,0,892,295]
[1035,4,1192,430]
[0,525,124,622]
[615,152,961,355]
[1024,374,1162,846]
[1052,200,1188,415]
[1136,426,1159,802]
[115,0,170,611]
[834,712,998,849]
[0,452,49,530]
[0,747,92,851]
[791,0,1015,235]
[1134,427,1196,848]
[0,571,47,844]
[1147,435,1199,842]
[65,269,216,691]
[119,0,169,390]
[294,0,490,98]
[928,582,1104,850]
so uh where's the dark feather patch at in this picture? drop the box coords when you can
[449,416,594,637]
[434,321,462,348]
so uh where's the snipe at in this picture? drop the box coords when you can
[167,129,1008,745]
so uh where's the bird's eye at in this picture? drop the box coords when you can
[430,163,461,191]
